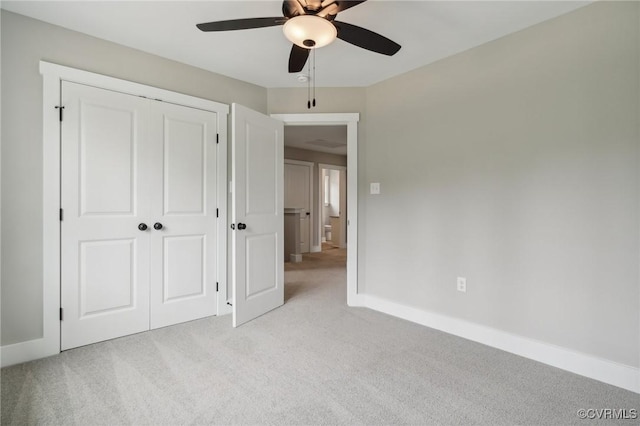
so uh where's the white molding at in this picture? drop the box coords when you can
[1,338,49,368]
[215,101,229,316]
[39,62,229,114]
[362,294,640,394]
[271,113,359,126]
[310,245,321,253]
[40,66,63,362]
[16,61,230,366]
[290,254,303,263]
[318,163,347,171]
[284,159,314,167]
[272,113,359,306]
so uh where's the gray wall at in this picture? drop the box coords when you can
[0,11,267,345]
[268,87,366,115]
[2,1,638,372]
[363,1,639,367]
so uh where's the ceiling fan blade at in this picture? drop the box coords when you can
[289,44,310,73]
[332,1,368,14]
[333,20,401,56]
[196,17,286,32]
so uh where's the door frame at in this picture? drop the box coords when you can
[38,61,229,360]
[318,163,347,249]
[271,113,359,306]
[284,159,314,253]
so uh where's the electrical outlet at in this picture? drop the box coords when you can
[457,277,467,293]
[370,182,380,195]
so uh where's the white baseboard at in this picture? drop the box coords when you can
[290,254,302,263]
[311,245,321,253]
[1,337,59,368]
[361,294,640,394]
[347,293,367,308]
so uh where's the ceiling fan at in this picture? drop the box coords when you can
[196,0,401,73]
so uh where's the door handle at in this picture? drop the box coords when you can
[138,223,148,231]
[237,223,247,230]
[153,222,163,230]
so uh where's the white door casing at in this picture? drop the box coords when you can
[231,104,284,327]
[271,113,359,306]
[284,160,313,253]
[61,82,151,350]
[61,81,221,349]
[319,164,347,249]
[148,101,218,329]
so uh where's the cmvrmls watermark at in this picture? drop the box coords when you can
[577,408,638,420]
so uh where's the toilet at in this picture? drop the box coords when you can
[324,225,332,242]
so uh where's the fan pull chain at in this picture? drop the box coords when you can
[307,51,311,109]
[312,48,316,107]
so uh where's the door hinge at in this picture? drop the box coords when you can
[59,208,63,221]
[59,308,64,321]
[216,134,219,144]
[216,208,219,218]
[55,105,65,122]
[216,282,219,292]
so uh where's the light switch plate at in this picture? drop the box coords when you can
[370,182,381,195]
[457,277,467,293]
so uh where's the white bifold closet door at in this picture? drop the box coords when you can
[61,81,218,350]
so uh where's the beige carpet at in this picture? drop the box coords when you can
[2,249,638,425]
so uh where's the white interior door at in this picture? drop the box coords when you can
[61,81,151,350]
[148,101,218,329]
[284,161,312,253]
[231,104,284,327]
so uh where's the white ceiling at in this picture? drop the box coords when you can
[2,1,591,88]
[285,125,347,155]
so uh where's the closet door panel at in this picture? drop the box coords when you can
[149,102,218,329]
[61,81,151,350]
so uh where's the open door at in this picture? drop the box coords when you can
[231,104,284,327]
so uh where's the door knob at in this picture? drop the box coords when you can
[237,223,247,230]
[153,222,163,230]
[138,223,148,231]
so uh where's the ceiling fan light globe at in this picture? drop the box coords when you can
[283,15,337,49]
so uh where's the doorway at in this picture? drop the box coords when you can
[319,164,347,250]
[272,113,359,306]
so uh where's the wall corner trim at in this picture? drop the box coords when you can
[361,294,640,394]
